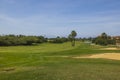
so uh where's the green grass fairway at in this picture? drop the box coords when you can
[0,42,120,80]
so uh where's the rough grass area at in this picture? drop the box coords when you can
[0,41,120,80]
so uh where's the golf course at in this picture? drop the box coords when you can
[0,41,120,80]
[1,0,120,80]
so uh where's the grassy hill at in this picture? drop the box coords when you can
[0,41,120,80]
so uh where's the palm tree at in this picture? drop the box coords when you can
[69,30,77,46]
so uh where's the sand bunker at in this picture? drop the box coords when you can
[101,48,120,50]
[74,53,120,60]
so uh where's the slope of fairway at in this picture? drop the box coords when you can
[0,42,120,80]
[0,42,80,53]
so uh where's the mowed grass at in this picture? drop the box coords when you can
[0,41,120,80]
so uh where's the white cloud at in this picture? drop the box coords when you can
[0,12,120,37]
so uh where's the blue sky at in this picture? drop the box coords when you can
[0,0,120,37]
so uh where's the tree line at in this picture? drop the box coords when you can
[0,35,47,46]
[0,30,77,46]
[0,35,70,46]
[0,31,117,46]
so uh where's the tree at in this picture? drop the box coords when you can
[101,32,107,39]
[69,30,77,46]
[92,32,115,46]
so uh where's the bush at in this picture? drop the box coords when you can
[48,37,68,43]
[0,35,46,46]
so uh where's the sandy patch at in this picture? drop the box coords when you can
[101,48,120,50]
[74,53,120,60]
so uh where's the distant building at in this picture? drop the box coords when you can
[112,36,120,47]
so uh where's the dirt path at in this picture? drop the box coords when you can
[74,53,120,60]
